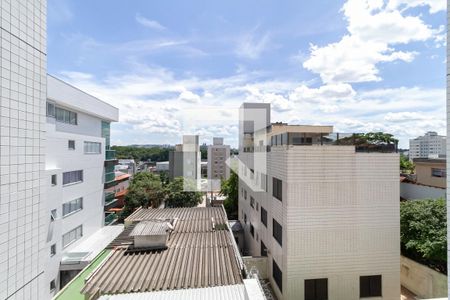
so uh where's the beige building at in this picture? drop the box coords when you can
[414,158,446,189]
[239,103,400,300]
[207,137,231,191]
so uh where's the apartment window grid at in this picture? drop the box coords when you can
[261,207,267,227]
[272,177,282,201]
[63,170,83,185]
[272,259,283,292]
[84,141,102,154]
[305,278,328,300]
[62,197,83,217]
[62,225,83,248]
[273,218,282,247]
[360,275,382,298]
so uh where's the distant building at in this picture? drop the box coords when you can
[414,158,446,189]
[155,161,170,172]
[239,103,400,300]
[116,159,136,175]
[168,135,201,184]
[208,137,231,191]
[56,207,266,299]
[45,75,121,298]
[409,132,446,160]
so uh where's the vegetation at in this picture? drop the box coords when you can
[220,171,239,219]
[120,174,203,220]
[400,198,447,273]
[165,177,203,208]
[112,145,172,162]
[400,153,415,173]
[335,132,398,146]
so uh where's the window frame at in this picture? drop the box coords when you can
[50,244,56,257]
[272,259,283,292]
[62,170,83,186]
[273,218,282,247]
[62,225,83,249]
[84,141,102,154]
[360,275,382,298]
[261,206,267,227]
[68,140,75,150]
[272,177,282,201]
[51,174,57,186]
[305,278,328,300]
[62,197,83,217]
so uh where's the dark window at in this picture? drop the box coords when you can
[51,174,57,186]
[50,244,56,256]
[261,240,267,256]
[305,278,328,300]
[273,218,282,246]
[62,170,83,185]
[250,197,255,208]
[244,189,247,200]
[244,214,247,224]
[250,224,254,237]
[46,102,55,117]
[360,275,382,298]
[68,140,75,150]
[261,207,267,227]
[431,168,446,178]
[50,280,56,291]
[272,259,282,292]
[272,177,282,201]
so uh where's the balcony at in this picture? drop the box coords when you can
[104,213,117,226]
[104,172,117,189]
[104,192,118,210]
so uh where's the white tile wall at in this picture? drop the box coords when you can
[0,0,46,299]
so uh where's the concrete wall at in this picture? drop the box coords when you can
[401,256,447,299]
[243,256,268,279]
[415,162,446,188]
[400,182,446,200]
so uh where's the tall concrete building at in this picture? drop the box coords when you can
[44,75,121,299]
[0,0,47,299]
[169,135,201,185]
[207,137,230,191]
[409,131,446,160]
[239,103,400,300]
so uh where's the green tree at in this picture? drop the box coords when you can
[121,172,166,219]
[400,153,415,173]
[335,132,398,146]
[400,198,447,273]
[220,171,239,219]
[165,177,203,208]
[111,146,171,162]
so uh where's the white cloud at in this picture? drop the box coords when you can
[303,0,439,83]
[387,0,446,14]
[235,28,272,59]
[135,14,166,31]
[178,90,201,103]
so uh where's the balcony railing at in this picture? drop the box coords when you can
[104,213,117,226]
[105,149,116,160]
[105,172,115,183]
[104,192,116,204]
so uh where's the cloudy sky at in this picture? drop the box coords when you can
[47,0,446,148]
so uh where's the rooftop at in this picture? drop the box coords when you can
[82,207,244,298]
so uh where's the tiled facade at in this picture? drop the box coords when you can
[0,0,47,299]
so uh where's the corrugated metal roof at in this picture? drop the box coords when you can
[82,207,243,297]
[130,220,171,236]
[97,284,247,300]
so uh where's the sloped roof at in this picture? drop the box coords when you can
[130,220,172,236]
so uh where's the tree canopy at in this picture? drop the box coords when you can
[400,153,414,174]
[112,146,171,162]
[335,132,398,145]
[400,198,447,273]
[164,177,203,208]
[220,170,239,219]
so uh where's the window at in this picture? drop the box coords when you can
[68,140,75,150]
[50,244,56,256]
[261,240,267,256]
[46,102,55,117]
[50,280,56,291]
[50,209,57,222]
[62,225,83,248]
[273,259,282,292]
[360,275,382,298]
[63,170,83,185]
[431,168,446,178]
[84,141,102,154]
[261,173,268,192]
[250,224,254,237]
[250,197,255,208]
[272,177,282,201]
[261,207,267,227]
[305,278,328,300]
[273,218,282,246]
[62,197,83,217]
[51,174,57,186]
[244,214,247,224]
[55,107,77,125]
[244,189,247,200]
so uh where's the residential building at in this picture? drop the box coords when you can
[155,161,169,172]
[168,135,201,184]
[45,75,122,298]
[414,158,446,189]
[113,171,130,208]
[409,132,446,160]
[55,207,265,300]
[239,103,400,300]
[207,137,231,191]
[0,0,47,299]
[115,159,136,175]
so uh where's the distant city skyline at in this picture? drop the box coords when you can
[47,0,446,148]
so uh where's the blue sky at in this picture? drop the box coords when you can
[47,0,446,148]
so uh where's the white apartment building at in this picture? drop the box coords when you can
[169,135,201,189]
[44,75,121,299]
[207,137,230,191]
[0,0,47,299]
[239,103,400,300]
[409,131,446,160]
